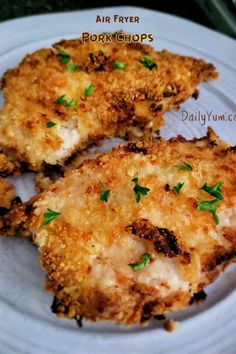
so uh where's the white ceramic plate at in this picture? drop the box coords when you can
[0,6,236,354]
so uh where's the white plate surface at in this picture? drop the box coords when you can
[0,6,236,354]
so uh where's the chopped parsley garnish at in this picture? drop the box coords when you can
[56,95,77,107]
[201,181,223,201]
[139,55,157,70]
[99,180,111,202]
[65,63,81,72]
[46,121,56,128]
[57,50,81,71]
[129,253,151,270]
[57,50,70,64]
[197,199,220,225]
[84,84,95,97]
[173,182,184,194]
[132,178,150,203]
[100,190,110,202]
[175,163,193,171]
[43,208,61,225]
[113,60,125,70]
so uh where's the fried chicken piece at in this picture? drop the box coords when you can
[2,128,235,326]
[0,33,217,171]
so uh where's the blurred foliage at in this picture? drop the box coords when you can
[0,0,83,21]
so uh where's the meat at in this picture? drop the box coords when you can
[0,178,17,210]
[0,177,18,231]
[2,128,235,326]
[0,33,217,172]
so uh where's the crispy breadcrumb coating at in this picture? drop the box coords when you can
[0,177,19,230]
[0,178,16,209]
[35,149,100,193]
[0,33,217,171]
[0,152,20,177]
[2,128,235,326]
[164,319,180,332]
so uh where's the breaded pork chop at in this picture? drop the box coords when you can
[0,177,19,230]
[0,33,217,172]
[0,152,20,177]
[2,129,235,326]
[0,178,16,209]
[34,148,101,193]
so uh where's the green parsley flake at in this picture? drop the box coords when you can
[65,63,81,72]
[99,180,111,202]
[132,178,150,203]
[173,182,184,194]
[46,122,56,128]
[201,181,223,201]
[56,95,77,107]
[84,84,95,97]
[129,253,151,270]
[113,60,126,70]
[175,163,193,171]
[197,199,220,224]
[43,208,61,225]
[57,50,70,64]
[139,55,157,70]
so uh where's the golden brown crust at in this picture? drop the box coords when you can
[35,149,101,193]
[3,128,235,326]
[0,33,217,170]
[0,177,18,230]
[0,152,21,177]
[0,178,16,209]
[164,319,179,332]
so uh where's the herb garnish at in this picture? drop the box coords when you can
[129,253,151,270]
[175,163,193,171]
[197,199,220,224]
[57,50,81,71]
[113,60,126,70]
[84,84,95,97]
[99,180,111,202]
[43,208,61,225]
[139,55,157,70]
[65,63,82,72]
[201,181,223,200]
[46,122,56,128]
[57,51,70,64]
[56,95,77,107]
[173,182,184,194]
[132,178,150,203]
